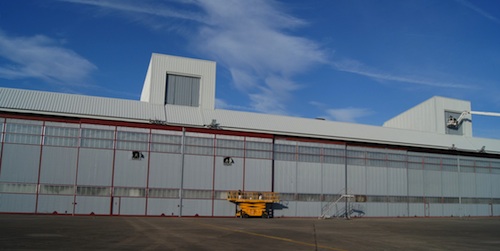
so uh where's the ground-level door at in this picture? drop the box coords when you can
[112,196,121,215]
[424,202,430,217]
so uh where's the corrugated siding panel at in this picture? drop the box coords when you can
[475,173,491,198]
[460,173,476,198]
[462,204,477,216]
[0,88,165,121]
[295,201,321,217]
[442,172,459,197]
[494,205,500,216]
[408,169,423,196]
[322,164,345,194]
[165,105,203,125]
[274,161,297,193]
[477,204,490,216]
[365,203,388,217]
[113,150,148,187]
[347,165,366,195]
[37,195,73,214]
[366,167,387,195]
[119,197,146,215]
[0,194,36,213]
[75,196,110,215]
[384,97,437,132]
[387,167,407,196]
[0,144,40,183]
[443,204,460,217]
[429,204,444,217]
[40,147,78,185]
[278,201,297,217]
[183,155,213,190]
[409,203,425,217]
[213,199,234,217]
[297,162,322,194]
[493,174,500,198]
[181,199,212,216]
[77,149,113,186]
[148,153,182,188]
[244,159,272,191]
[424,170,442,197]
[388,203,408,217]
[147,198,179,216]
[214,157,243,190]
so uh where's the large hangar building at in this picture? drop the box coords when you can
[1,53,499,217]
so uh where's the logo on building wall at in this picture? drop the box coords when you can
[223,157,234,166]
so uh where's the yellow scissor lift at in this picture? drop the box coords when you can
[227,191,279,218]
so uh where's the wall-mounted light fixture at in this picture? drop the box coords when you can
[132,151,144,160]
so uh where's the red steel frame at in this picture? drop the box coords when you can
[0,111,498,217]
[0,112,275,216]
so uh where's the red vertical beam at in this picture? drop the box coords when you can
[211,134,217,217]
[0,118,6,176]
[242,136,246,191]
[385,151,389,204]
[422,156,426,217]
[320,146,324,201]
[271,136,275,192]
[440,158,444,204]
[295,142,298,199]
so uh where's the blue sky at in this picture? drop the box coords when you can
[1,0,500,139]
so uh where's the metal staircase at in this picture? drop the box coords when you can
[320,191,355,219]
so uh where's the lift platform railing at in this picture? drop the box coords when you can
[227,191,279,203]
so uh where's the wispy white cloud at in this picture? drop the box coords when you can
[196,0,327,113]
[195,0,327,112]
[60,0,328,114]
[60,0,203,22]
[310,101,372,123]
[215,98,254,111]
[59,0,475,116]
[332,59,475,89]
[326,107,372,123]
[456,0,500,24]
[0,30,96,86]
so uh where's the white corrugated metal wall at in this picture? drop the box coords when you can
[383,96,473,136]
[1,116,500,217]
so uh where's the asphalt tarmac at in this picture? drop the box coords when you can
[0,215,499,250]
